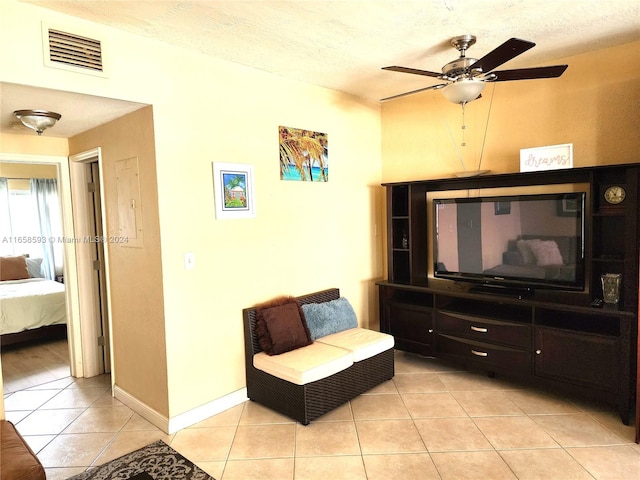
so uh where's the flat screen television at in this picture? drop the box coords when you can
[433,192,586,295]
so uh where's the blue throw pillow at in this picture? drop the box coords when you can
[301,297,358,340]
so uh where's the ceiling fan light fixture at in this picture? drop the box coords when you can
[441,79,485,104]
[383,36,567,103]
[13,109,62,135]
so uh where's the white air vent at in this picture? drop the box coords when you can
[42,23,107,77]
[48,28,103,71]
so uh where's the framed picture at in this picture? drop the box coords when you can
[494,201,511,215]
[519,143,573,172]
[212,162,255,219]
[557,195,580,217]
[279,126,328,182]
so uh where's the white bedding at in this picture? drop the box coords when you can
[0,278,67,336]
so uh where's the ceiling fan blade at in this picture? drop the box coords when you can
[380,84,447,101]
[490,65,568,81]
[382,66,442,78]
[470,38,535,73]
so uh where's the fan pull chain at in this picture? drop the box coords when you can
[460,102,467,147]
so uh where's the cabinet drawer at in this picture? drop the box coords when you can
[437,334,531,373]
[437,311,531,348]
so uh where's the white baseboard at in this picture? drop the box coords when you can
[168,388,248,433]
[114,386,248,434]
[114,386,170,432]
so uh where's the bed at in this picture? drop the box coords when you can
[0,256,67,347]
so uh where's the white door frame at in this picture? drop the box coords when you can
[0,152,84,377]
[69,148,114,378]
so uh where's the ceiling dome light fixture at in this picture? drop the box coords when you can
[13,109,62,135]
[440,79,485,104]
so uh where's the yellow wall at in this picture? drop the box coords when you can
[381,40,640,181]
[155,67,383,418]
[0,133,69,157]
[0,160,58,190]
[1,0,383,422]
[69,106,169,416]
[0,161,58,178]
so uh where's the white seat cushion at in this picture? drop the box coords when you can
[316,328,395,362]
[253,342,352,385]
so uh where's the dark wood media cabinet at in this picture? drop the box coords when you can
[378,164,639,428]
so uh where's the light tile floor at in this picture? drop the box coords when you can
[3,348,640,479]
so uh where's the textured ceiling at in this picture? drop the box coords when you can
[26,0,640,102]
[5,0,640,137]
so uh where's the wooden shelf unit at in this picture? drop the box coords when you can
[378,164,639,429]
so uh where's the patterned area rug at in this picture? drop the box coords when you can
[66,440,215,480]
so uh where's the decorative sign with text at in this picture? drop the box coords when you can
[520,143,573,172]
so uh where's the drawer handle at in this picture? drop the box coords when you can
[428,329,434,333]
[471,349,488,357]
[470,325,488,333]
[536,349,542,355]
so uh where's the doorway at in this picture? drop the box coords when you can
[88,161,110,372]
[0,160,71,391]
[69,148,112,377]
[0,153,83,386]
[1,151,113,380]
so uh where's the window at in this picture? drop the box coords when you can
[0,180,63,276]
[5,190,46,258]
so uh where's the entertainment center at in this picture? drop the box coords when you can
[378,163,639,428]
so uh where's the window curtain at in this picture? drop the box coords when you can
[0,177,12,256]
[30,178,62,280]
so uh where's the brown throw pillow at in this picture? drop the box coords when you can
[255,296,312,355]
[0,256,30,281]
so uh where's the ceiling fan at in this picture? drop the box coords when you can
[381,35,568,103]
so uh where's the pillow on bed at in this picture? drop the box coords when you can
[528,240,564,266]
[255,296,313,355]
[301,297,358,340]
[26,257,44,278]
[0,255,30,281]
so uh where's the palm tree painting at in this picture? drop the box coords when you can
[279,126,328,182]
[213,162,255,219]
[222,173,247,209]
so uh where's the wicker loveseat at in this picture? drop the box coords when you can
[242,288,394,425]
